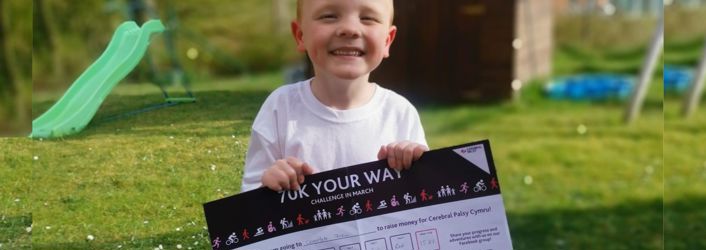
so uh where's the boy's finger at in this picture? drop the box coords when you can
[264,176,283,192]
[286,157,305,168]
[277,180,289,191]
[402,143,416,168]
[276,163,299,190]
[278,162,297,175]
[398,142,409,168]
[377,145,388,160]
[286,157,306,178]
[297,163,314,184]
[386,143,397,169]
[395,141,411,169]
[287,169,300,190]
[269,185,283,192]
[412,145,428,160]
[263,166,283,191]
[274,170,290,191]
[302,163,315,175]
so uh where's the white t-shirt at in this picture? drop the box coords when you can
[240,79,427,192]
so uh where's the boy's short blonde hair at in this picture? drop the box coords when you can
[296,0,395,23]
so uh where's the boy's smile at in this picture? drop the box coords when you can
[293,0,396,81]
[330,47,365,57]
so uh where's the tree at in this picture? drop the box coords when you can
[0,0,16,98]
[34,0,66,85]
[1,0,32,133]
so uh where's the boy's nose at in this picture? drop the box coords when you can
[335,20,362,38]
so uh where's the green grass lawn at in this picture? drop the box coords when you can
[664,94,706,250]
[0,139,32,249]
[0,70,671,249]
[423,80,664,250]
[663,30,706,250]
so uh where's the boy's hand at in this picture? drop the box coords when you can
[262,157,315,192]
[377,141,429,171]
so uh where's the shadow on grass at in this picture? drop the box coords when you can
[30,197,705,250]
[31,89,271,139]
[665,195,706,250]
[0,214,32,249]
[32,230,207,250]
[509,198,663,250]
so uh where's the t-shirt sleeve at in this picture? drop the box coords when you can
[407,105,428,147]
[385,89,428,148]
[241,129,280,192]
[240,92,283,193]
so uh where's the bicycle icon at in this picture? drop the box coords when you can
[225,232,239,245]
[349,202,363,215]
[473,180,487,192]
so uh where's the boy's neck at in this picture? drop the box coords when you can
[309,75,376,110]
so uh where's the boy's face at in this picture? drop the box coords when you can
[292,0,396,80]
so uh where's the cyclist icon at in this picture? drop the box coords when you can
[350,202,363,215]
[225,232,239,245]
[473,179,487,192]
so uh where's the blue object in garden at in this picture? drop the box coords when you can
[663,65,692,94]
[545,74,634,101]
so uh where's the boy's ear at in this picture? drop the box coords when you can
[383,25,397,58]
[291,21,307,52]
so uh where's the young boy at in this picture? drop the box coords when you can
[240,0,428,192]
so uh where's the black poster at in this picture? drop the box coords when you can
[204,140,513,250]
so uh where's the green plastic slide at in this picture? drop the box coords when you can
[31,20,165,139]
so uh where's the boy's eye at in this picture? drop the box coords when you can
[361,16,380,23]
[318,14,337,20]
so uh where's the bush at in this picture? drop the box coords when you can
[32,0,300,92]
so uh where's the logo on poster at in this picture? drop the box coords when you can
[453,144,490,174]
